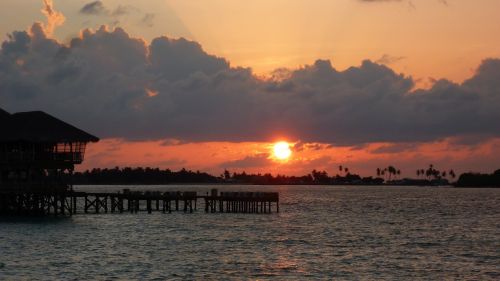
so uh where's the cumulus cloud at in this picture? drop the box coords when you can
[40,0,65,35]
[0,23,499,146]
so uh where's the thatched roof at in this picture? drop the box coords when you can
[0,109,99,143]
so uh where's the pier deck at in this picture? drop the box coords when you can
[0,189,279,216]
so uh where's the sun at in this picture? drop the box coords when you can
[273,141,292,160]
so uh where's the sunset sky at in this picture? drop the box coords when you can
[0,0,499,177]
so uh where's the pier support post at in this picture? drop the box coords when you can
[104,196,108,213]
[53,195,59,216]
[111,196,116,213]
[147,199,152,214]
[60,195,65,216]
[73,196,77,214]
[119,197,124,213]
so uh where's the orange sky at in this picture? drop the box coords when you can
[81,138,500,177]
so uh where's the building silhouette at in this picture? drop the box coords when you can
[0,108,98,191]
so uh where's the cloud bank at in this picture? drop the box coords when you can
[0,21,499,145]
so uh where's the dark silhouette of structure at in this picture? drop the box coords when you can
[70,189,279,214]
[0,108,98,215]
[0,109,99,190]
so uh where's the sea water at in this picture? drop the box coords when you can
[1,185,499,280]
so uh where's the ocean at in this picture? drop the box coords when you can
[1,185,499,280]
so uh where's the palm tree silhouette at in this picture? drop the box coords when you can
[449,169,456,180]
[387,166,396,181]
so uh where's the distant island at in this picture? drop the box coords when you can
[454,170,500,187]
[69,166,500,187]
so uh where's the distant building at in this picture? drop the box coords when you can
[0,108,98,190]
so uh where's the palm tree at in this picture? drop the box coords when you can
[449,169,456,180]
[396,169,401,179]
[376,168,381,177]
[387,166,396,181]
[426,165,435,180]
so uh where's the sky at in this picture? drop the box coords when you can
[0,0,499,177]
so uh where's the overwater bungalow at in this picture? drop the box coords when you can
[0,108,99,191]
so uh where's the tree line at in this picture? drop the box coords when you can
[69,166,380,185]
[68,166,499,187]
[70,167,219,184]
[455,169,500,187]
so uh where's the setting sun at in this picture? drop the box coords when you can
[273,141,292,160]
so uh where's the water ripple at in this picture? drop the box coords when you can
[0,185,499,280]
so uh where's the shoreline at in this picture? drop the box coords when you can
[71,183,499,188]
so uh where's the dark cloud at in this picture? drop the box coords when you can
[0,25,499,146]
[80,1,140,17]
[80,1,107,15]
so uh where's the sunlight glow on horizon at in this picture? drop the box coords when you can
[273,141,292,161]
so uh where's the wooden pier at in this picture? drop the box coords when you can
[0,189,279,216]
[204,191,279,214]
